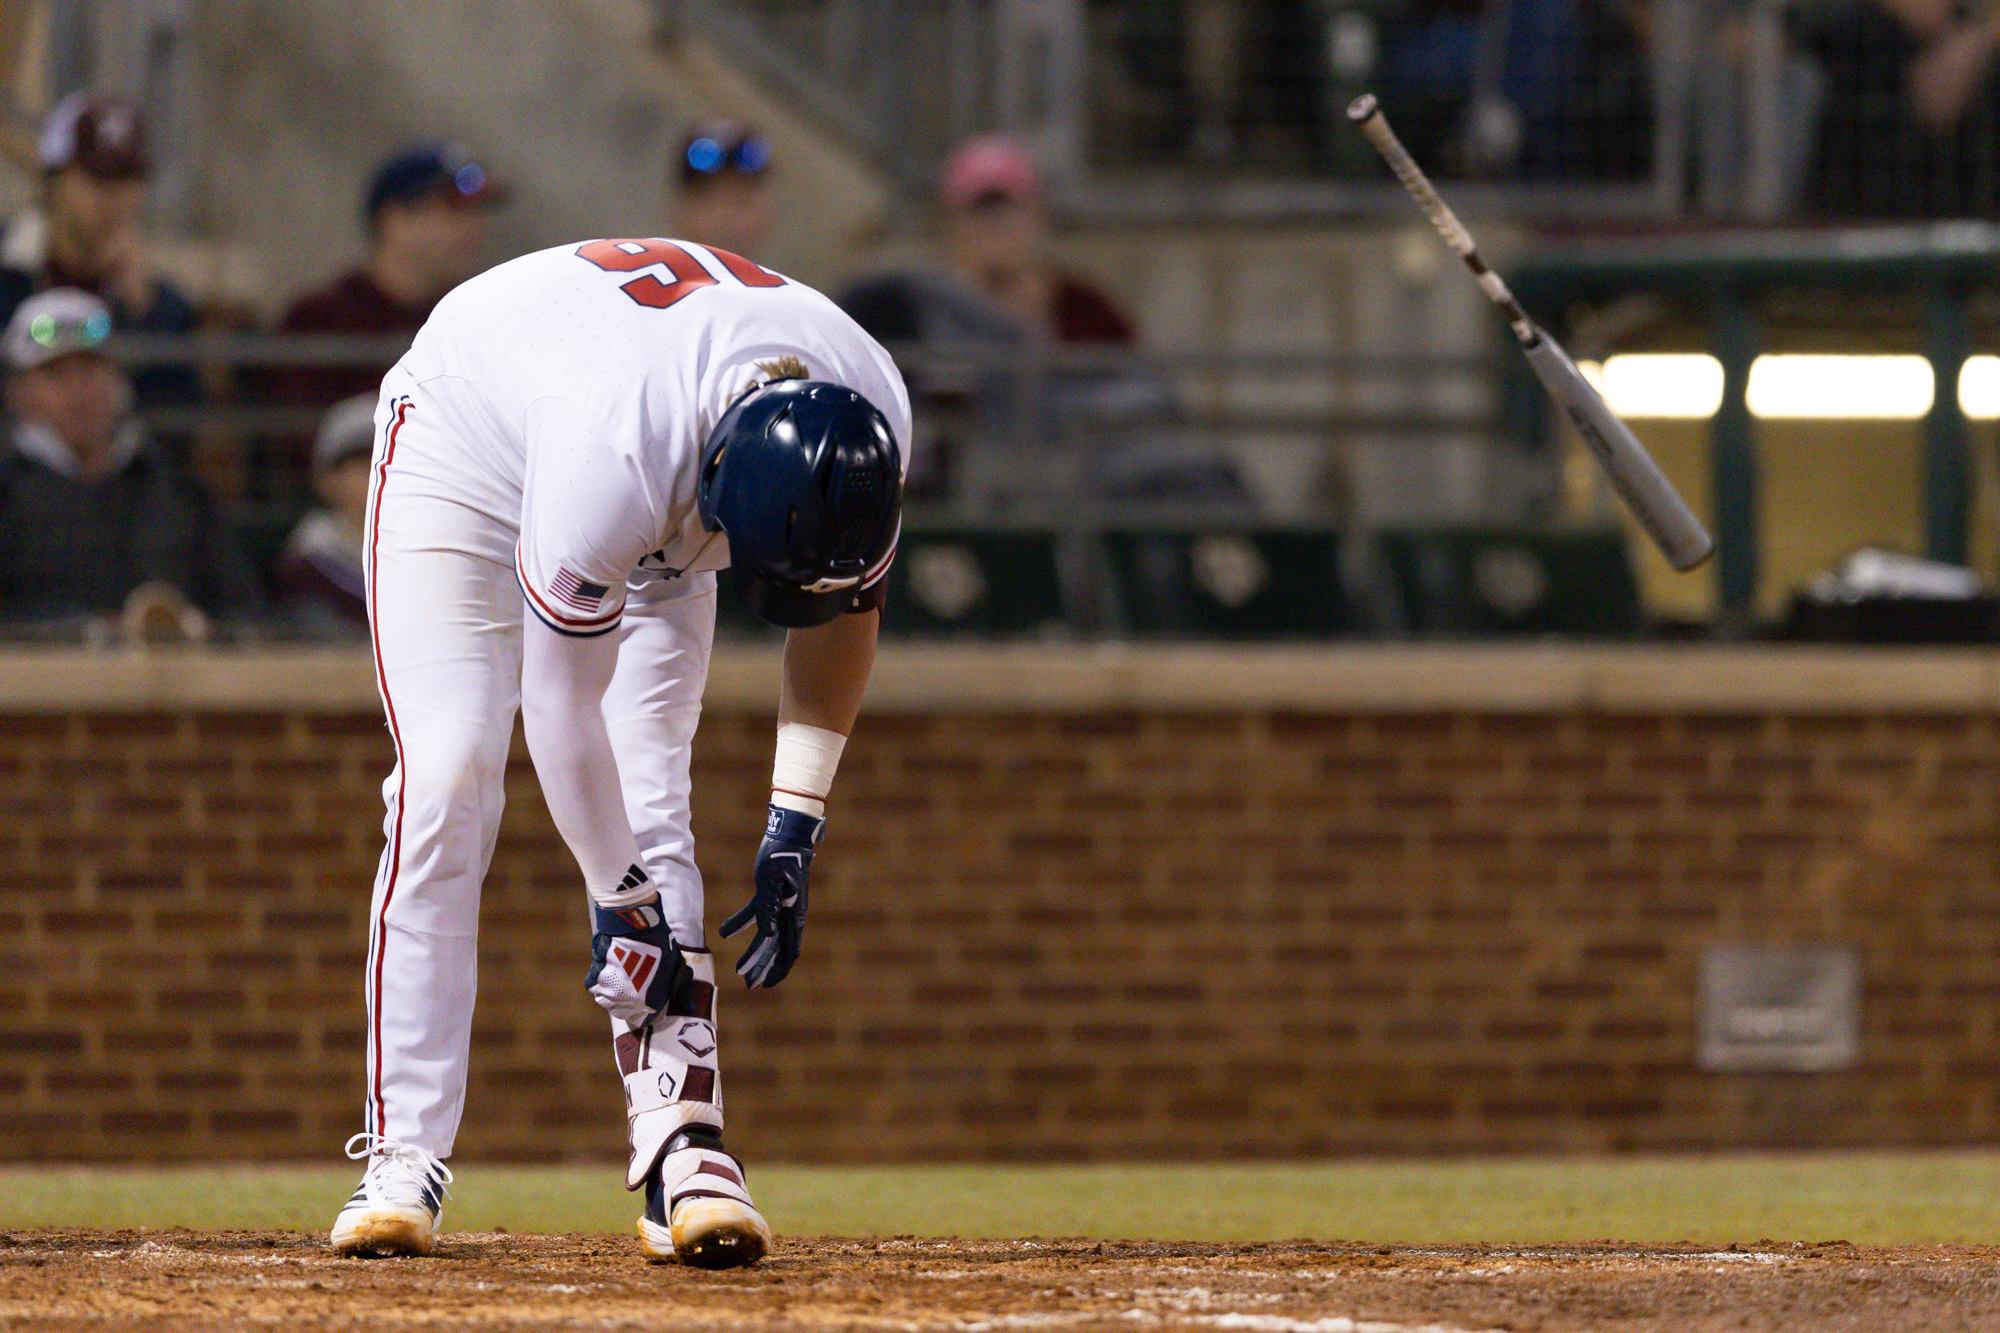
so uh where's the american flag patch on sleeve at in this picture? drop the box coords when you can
[548,567,612,613]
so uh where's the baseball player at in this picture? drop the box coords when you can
[328,236,908,1269]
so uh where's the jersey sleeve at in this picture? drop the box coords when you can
[516,396,665,638]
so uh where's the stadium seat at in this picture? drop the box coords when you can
[879,528,1069,638]
[1100,527,1351,639]
[1371,526,1641,639]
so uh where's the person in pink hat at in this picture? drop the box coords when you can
[841,134,1133,350]
[838,135,1253,513]
[837,135,1142,503]
[939,135,1133,343]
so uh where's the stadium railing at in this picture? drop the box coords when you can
[1510,222,2000,626]
[63,298,1995,645]
[46,331,1646,645]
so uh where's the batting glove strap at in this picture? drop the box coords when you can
[764,804,824,849]
[718,804,822,989]
[585,888,693,1029]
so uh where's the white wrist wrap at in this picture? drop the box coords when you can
[771,722,845,816]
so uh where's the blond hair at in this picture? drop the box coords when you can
[741,356,809,398]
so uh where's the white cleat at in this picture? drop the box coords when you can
[330,1133,453,1257]
[636,1125,771,1269]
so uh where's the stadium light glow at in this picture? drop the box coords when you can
[1746,354,1933,419]
[1958,355,2000,420]
[1578,354,1725,419]
[1579,354,1958,421]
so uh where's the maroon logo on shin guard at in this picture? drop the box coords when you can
[677,1023,716,1059]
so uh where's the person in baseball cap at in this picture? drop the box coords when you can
[276,394,378,638]
[938,133,1043,212]
[937,134,1132,344]
[0,91,200,411]
[840,134,1133,353]
[37,90,150,179]
[363,142,510,221]
[837,135,1224,511]
[274,141,510,414]
[0,288,262,628]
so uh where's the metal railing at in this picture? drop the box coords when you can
[103,332,1511,522]
[48,297,1997,644]
[1511,222,2000,627]
[0,331,1530,643]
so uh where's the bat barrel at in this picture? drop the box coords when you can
[1521,333,1715,571]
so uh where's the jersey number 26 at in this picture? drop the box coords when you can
[575,238,784,310]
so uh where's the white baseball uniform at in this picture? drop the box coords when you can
[359,238,910,1163]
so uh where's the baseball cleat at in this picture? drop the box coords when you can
[636,1124,770,1268]
[331,1133,453,1257]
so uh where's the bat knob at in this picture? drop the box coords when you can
[1346,94,1379,123]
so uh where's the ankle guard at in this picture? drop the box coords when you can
[614,949,725,1191]
[641,1124,753,1227]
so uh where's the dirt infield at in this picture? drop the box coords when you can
[3,1230,1997,1331]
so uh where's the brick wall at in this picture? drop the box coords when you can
[0,700,1994,1163]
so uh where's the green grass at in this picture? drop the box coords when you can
[6,1153,2000,1245]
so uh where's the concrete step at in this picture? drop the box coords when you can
[177,0,892,312]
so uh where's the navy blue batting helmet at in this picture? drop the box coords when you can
[698,378,902,627]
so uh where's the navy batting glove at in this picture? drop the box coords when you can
[585,878,693,1028]
[719,804,821,989]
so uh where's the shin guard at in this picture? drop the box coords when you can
[614,949,724,1191]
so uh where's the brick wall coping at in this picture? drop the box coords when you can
[0,643,1993,714]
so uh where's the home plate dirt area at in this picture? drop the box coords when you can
[5,1232,2000,1332]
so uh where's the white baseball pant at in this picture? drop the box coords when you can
[360,384,720,1158]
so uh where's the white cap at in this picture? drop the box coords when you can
[4,288,114,371]
[313,394,378,472]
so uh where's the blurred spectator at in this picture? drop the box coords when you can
[272,142,508,411]
[1186,0,1247,164]
[1800,0,2000,215]
[1868,0,2000,133]
[1373,0,1584,180]
[841,135,1135,349]
[277,395,374,640]
[0,91,200,409]
[671,119,774,259]
[0,289,262,632]
[843,137,1249,514]
[1108,0,1371,172]
[839,135,1136,504]
[1639,0,1825,218]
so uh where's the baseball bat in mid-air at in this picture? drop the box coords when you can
[1347,94,1715,572]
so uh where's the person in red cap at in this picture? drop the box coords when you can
[272,142,509,413]
[0,91,201,409]
[841,135,1253,512]
[837,134,1138,503]
[842,134,1132,349]
[940,135,1134,344]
